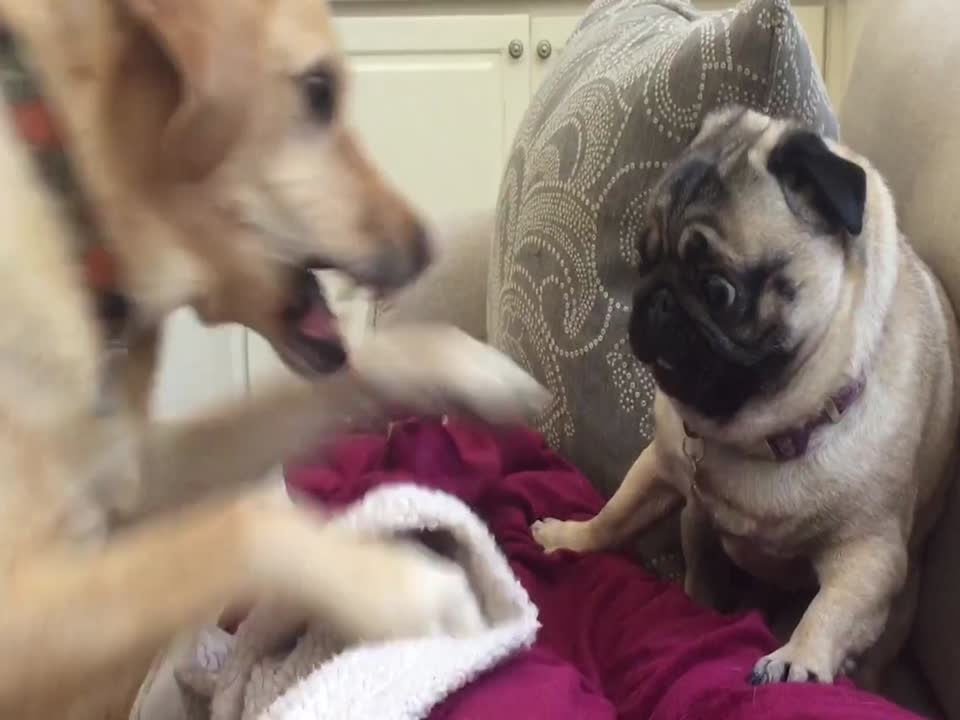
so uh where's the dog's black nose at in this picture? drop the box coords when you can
[361,221,433,293]
[406,222,433,278]
[384,221,432,289]
[650,288,676,328]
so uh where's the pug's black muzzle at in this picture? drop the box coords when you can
[629,285,706,385]
[628,281,791,420]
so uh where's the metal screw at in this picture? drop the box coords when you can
[508,39,524,59]
[536,39,553,59]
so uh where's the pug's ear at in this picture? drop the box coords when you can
[767,130,867,236]
[117,0,263,182]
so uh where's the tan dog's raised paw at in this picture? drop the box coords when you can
[253,503,488,642]
[342,543,487,641]
[352,324,551,424]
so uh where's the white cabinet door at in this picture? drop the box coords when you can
[335,14,532,215]
[530,14,582,92]
[152,310,248,419]
[248,13,532,388]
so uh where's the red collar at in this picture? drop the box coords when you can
[684,374,867,463]
[0,28,130,340]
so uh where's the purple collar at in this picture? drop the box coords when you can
[684,375,867,463]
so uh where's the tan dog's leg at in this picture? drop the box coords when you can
[125,326,549,522]
[749,534,907,684]
[130,374,385,521]
[531,442,681,553]
[0,496,483,717]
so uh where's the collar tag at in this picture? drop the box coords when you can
[682,429,705,497]
[824,398,842,424]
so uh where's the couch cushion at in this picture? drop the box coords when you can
[841,2,960,717]
[488,0,836,573]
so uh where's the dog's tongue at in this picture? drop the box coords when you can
[298,305,340,342]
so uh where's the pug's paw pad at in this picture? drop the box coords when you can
[531,518,597,554]
[748,644,835,685]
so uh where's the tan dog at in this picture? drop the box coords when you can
[533,108,960,689]
[0,1,548,718]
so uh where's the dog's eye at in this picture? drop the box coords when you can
[301,67,338,124]
[703,274,736,312]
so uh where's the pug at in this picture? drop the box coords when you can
[532,107,960,688]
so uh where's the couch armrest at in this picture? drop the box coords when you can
[374,210,493,340]
[841,2,960,717]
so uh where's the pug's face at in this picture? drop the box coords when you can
[628,108,868,420]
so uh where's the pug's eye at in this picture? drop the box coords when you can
[301,66,338,124]
[703,274,737,312]
[636,226,661,266]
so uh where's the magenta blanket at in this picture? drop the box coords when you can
[285,418,919,720]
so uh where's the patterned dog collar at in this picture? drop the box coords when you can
[683,373,867,464]
[0,28,130,338]
[0,28,133,413]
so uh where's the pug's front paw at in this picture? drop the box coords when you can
[531,518,598,554]
[749,642,837,685]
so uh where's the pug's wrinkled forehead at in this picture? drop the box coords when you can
[638,106,866,270]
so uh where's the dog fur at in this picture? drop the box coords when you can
[0,1,548,717]
[533,108,960,690]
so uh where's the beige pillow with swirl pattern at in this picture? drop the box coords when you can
[489,0,837,576]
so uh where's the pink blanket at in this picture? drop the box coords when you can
[286,418,919,720]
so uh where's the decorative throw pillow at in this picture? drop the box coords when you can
[489,0,837,576]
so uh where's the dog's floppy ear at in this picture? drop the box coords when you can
[118,0,263,182]
[767,129,867,236]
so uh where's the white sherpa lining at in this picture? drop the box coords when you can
[131,484,539,720]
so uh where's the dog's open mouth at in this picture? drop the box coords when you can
[277,263,348,375]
